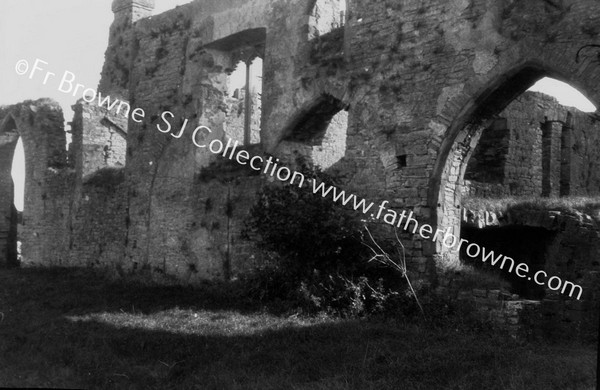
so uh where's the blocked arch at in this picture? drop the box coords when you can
[281,93,348,142]
[275,93,349,169]
[428,60,600,269]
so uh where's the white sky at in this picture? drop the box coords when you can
[1,1,192,211]
[1,2,597,211]
[528,77,596,112]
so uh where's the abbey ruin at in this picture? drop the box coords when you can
[2,0,600,334]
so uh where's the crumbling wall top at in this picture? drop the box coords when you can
[112,0,155,13]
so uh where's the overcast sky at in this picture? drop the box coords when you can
[1,0,596,116]
[0,0,192,117]
[1,1,192,210]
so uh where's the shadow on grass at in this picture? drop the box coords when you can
[0,267,596,390]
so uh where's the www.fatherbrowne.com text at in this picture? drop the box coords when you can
[195,134,583,300]
[16,57,583,300]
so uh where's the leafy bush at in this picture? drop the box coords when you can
[241,165,412,316]
[243,166,365,276]
[83,167,125,189]
[295,274,418,317]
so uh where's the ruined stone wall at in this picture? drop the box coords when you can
[464,91,600,199]
[460,206,600,337]
[190,156,265,280]
[568,112,600,196]
[464,119,508,188]
[504,96,544,197]
[223,88,262,145]
[90,0,600,283]
[98,0,155,98]
[4,0,600,296]
[0,98,136,281]
[0,134,19,266]
[0,100,72,267]
[63,169,128,271]
[94,0,347,279]
[71,100,127,178]
[275,94,349,171]
[308,0,346,39]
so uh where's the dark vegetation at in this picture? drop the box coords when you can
[0,267,595,389]
[242,166,416,318]
[2,172,596,389]
[83,167,126,189]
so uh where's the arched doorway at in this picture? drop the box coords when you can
[430,62,599,274]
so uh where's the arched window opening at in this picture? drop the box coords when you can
[528,77,596,112]
[0,116,21,267]
[463,77,597,199]
[204,28,266,146]
[279,94,348,169]
[10,137,24,264]
[224,58,263,145]
[227,61,246,98]
[308,0,347,39]
[12,137,25,212]
[435,70,599,300]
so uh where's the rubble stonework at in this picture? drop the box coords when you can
[464,91,600,198]
[1,0,600,322]
[70,100,128,178]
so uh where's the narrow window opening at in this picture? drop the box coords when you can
[224,57,263,145]
[397,155,407,168]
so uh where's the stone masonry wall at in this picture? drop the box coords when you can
[308,0,346,39]
[6,0,600,292]
[504,96,544,197]
[96,0,600,283]
[63,169,128,271]
[569,112,600,196]
[0,99,134,279]
[70,100,128,178]
[461,206,600,337]
[464,91,600,199]
[0,100,72,267]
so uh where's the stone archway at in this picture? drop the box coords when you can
[0,115,21,267]
[429,61,600,271]
[274,93,349,170]
[0,99,68,267]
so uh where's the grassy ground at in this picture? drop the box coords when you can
[0,267,596,389]
[462,195,600,220]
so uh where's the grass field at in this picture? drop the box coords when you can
[0,267,596,389]
[462,196,600,220]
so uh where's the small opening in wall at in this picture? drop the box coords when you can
[397,154,407,168]
[12,137,25,212]
[224,58,263,145]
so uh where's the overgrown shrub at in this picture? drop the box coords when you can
[243,166,365,275]
[295,274,418,317]
[241,165,412,316]
[83,167,125,189]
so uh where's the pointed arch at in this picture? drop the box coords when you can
[428,60,600,268]
[275,93,349,169]
[0,113,21,267]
